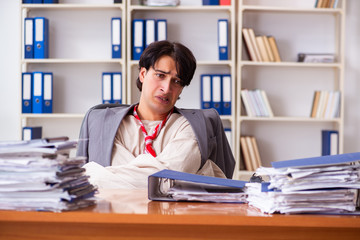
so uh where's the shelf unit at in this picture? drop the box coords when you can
[236,0,346,177]
[20,1,126,140]
[126,0,237,153]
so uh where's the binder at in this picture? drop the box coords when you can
[202,0,219,5]
[200,74,211,109]
[156,19,167,41]
[145,19,156,48]
[43,0,59,3]
[24,18,34,59]
[220,0,231,5]
[132,19,144,60]
[32,72,44,114]
[222,74,231,115]
[34,17,49,59]
[43,72,53,113]
[102,73,112,104]
[22,127,42,141]
[211,75,222,114]
[32,0,43,3]
[272,152,360,169]
[112,72,122,104]
[22,72,33,113]
[148,169,246,202]
[23,0,33,3]
[111,17,121,59]
[322,130,339,156]
[218,19,229,60]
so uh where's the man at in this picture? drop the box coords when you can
[77,40,235,189]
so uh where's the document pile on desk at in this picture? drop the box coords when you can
[0,138,97,212]
[245,153,360,214]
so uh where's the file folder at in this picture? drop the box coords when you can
[132,19,144,60]
[322,130,339,156]
[32,72,44,114]
[200,74,211,109]
[24,18,34,59]
[272,152,360,169]
[111,17,121,59]
[218,19,229,60]
[43,72,53,113]
[112,72,122,104]
[145,19,156,48]
[211,75,222,114]
[34,17,49,59]
[22,127,42,141]
[156,19,167,41]
[148,169,246,202]
[22,73,33,113]
[102,73,112,104]
[222,74,231,115]
[202,0,219,5]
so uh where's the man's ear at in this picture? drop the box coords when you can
[139,67,147,83]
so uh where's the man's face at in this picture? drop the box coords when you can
[138,55,184,120]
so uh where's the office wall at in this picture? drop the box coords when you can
[0,0,359,155]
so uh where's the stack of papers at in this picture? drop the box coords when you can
[0,138,97,212]
[246,153,360,214]
[148,169,247,203]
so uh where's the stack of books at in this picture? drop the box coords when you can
[246,153,360,214]
[242,28,281,62]
[310,90,341,119]
[240,136,262,171]
[0,138,97,212]
[315,0,339,8]
[241,89,274,117]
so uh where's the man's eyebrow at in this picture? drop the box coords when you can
[154,68,180,79]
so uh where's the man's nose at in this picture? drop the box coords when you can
[160,78,172,93]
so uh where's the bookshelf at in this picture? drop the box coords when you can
[20,0,126,140]
[236,0,346,177]
[126,0,237,152]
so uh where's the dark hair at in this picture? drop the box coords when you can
[136,40,197,91]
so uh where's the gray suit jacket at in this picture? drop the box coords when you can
[76,104,235,178]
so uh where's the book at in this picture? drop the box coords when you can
[256,36,270,62]
[242,28,258,61]
[247,28,262,62]
[240,136,254,171]
[267,36,281,62]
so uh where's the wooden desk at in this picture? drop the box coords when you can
[1,189,360,240]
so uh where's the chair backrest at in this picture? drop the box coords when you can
[91,103,129,110]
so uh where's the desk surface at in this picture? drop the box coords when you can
[1,189,360,240]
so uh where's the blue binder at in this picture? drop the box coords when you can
[145,19,156,48]
[202,0,219,5]
[211,75,222,114]
[22,126,42,141]
[34,17,49,59]
[148,169,247,202]
[132,19,144,60]
[23,0,33,3]
[111,17,121,59]
[43,72,53,113]
[200,74,211,109]
[156,19,167,41]
[272,152,360,169]
[112,72,122,104]
[24,18,34,59]
[32,72,44,114]
[322,130,339,156]
[222,74,231,115]
[22,73,33,113]
[32,0,43,3]
[218,19,229,60]
[102,73,112,104]
[43,0,59,3]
